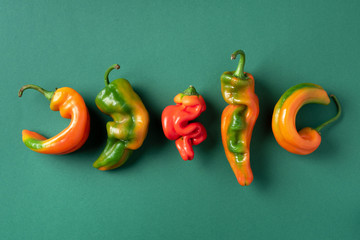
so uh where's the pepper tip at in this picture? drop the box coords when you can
[114,64,120,70]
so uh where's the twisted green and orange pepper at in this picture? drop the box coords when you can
[221,50,259,186]
[272,83,341,155]
[93,64,149,170]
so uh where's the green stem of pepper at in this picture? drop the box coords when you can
[104,64,120,86]
[231,50,248,80]
[315,95,342,132]
[18,84,54,101]
[183,85,199,96]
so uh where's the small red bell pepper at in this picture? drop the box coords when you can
[162,85,207,160]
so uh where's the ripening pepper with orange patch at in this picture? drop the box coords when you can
[93,64,149,171]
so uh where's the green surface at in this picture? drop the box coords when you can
[1,0,359,239]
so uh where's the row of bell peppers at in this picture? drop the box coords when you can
[19,50,341,186]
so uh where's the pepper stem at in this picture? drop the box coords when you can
[231,49,248,79]
[315,95,342,132]
[18,84,54,101]
[104,64,120,86]
[183,85,199,96]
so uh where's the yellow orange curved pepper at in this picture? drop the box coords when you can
[272,83,341,155]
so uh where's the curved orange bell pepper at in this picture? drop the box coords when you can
[19,84,90,154]
[272,83,341,155]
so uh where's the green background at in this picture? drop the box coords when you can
[1,0,359,239]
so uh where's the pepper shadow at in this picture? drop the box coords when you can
[250,77,278,189]
[197,94,223,166]
[71,102,108,157]
[293,94,344,161]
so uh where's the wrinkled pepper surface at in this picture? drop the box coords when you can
[94,64,149,170]
[272,83,341,155]
[18,84,90,154]
[221,50,259,186]
[162,86,207,161]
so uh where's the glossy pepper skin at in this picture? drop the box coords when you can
[18,85,90,154]
[272,83,341,155]
[220,50,259,186]
[94,64,149,170]
[162,86,207,161]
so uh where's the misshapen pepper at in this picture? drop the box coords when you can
[162,86,207,161]
[18,84,90,154]
[94,64,149,170]
[272,83,341,155]
[221,50,259,186]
